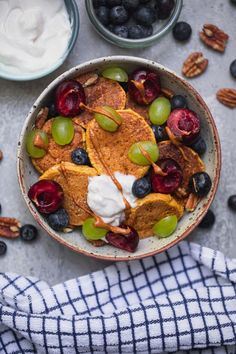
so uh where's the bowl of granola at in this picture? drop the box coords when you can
[17,56,221,260]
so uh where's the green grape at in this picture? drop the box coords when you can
[26,129,48,158]
[153,215,178,238]
[52,116,74,146]
[95,106,122,132]
[82,218,108,240]
[128,141,159,166]
[102,67,128,82]
[149,97,171,125]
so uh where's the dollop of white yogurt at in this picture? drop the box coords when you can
[0,0,72,75]
[87,172,137,227]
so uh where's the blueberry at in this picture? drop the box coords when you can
[48,209,69,231]
[128,24,149,39]
[107,23,115,32]
[198,210,215,228]
[190,136,207,156]
[93,0,107,7]
[119,81,128,92]
[20,224,38,242]
[110,6,129,24]
[156,0,175,20]
[189,172,212,197]
[134,6,157,25]
[48,103,58,117]
[107,0,122,6]
[140,0,150,3]
[171,95,187,110]
[113,25,129,38]
[143,25,153,37]
[173,21,192,41]
[0,241,7,256]
[123,0,140,11]
[96,6,110,25]
[231,0,236,4]
[71,148,90,165]
[228,195,236,211]
[151,125,168,142]
[230,59,236,79]
[0,204,1,214]
[132,177,152,198]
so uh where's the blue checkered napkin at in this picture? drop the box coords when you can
[0,241,236,354]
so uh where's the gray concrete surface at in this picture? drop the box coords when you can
[0,0,236,285]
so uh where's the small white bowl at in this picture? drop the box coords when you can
[0,0,79,81]
[17,56,221,261]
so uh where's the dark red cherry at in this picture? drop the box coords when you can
[128,68,161,105]
[28,180,63,214]
[106,224,139,252]
[151,158,182,194]
[167,108,200,144]
[55,80,86,117]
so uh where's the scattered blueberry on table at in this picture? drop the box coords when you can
[0,241,7,256]
[172,21,192,41]
[228,195,236,211]
[230,59,236,78]
[20,225,38,242]
[198,210,215,229]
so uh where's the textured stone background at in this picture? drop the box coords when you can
[0,0,236,285]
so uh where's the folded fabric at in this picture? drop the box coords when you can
[0,241,236,354]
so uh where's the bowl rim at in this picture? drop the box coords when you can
[85,0,183,48]
[17,55,221,261]
[0,0,79,82]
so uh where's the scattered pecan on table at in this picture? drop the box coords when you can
[182,52,208,78]
[216,88,236,108]
[199,24,229,53]
[0,217,21,239]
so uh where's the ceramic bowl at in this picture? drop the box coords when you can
[17,56,221,261]
[0,0,79,81]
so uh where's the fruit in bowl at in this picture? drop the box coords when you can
[17,56,220,261]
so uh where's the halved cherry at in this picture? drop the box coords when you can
[128,68,161,105]
[151,158,183,194]
[55,80,86,117]
[106,224,139,252]
[167,108,200,144]
[28,180,63,214]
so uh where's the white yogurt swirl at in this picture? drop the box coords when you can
[87,172,137,227]
[0,0,72,75]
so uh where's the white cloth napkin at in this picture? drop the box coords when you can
[0,241,236,354]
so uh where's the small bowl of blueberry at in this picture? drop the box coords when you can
[86,0,183,48]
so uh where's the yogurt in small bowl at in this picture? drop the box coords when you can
[0,0,79,81]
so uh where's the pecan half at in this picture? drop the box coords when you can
[35,107,49,129]
[199,24,229,53]
[0,217,21,238]
[182,52,208,78]
[82,73,99,88]
[161,87,174,99]
[185,193,199,212]
[0,150,3,161]
[216,88,236,108]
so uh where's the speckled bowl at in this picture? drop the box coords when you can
[17,56,221,261]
